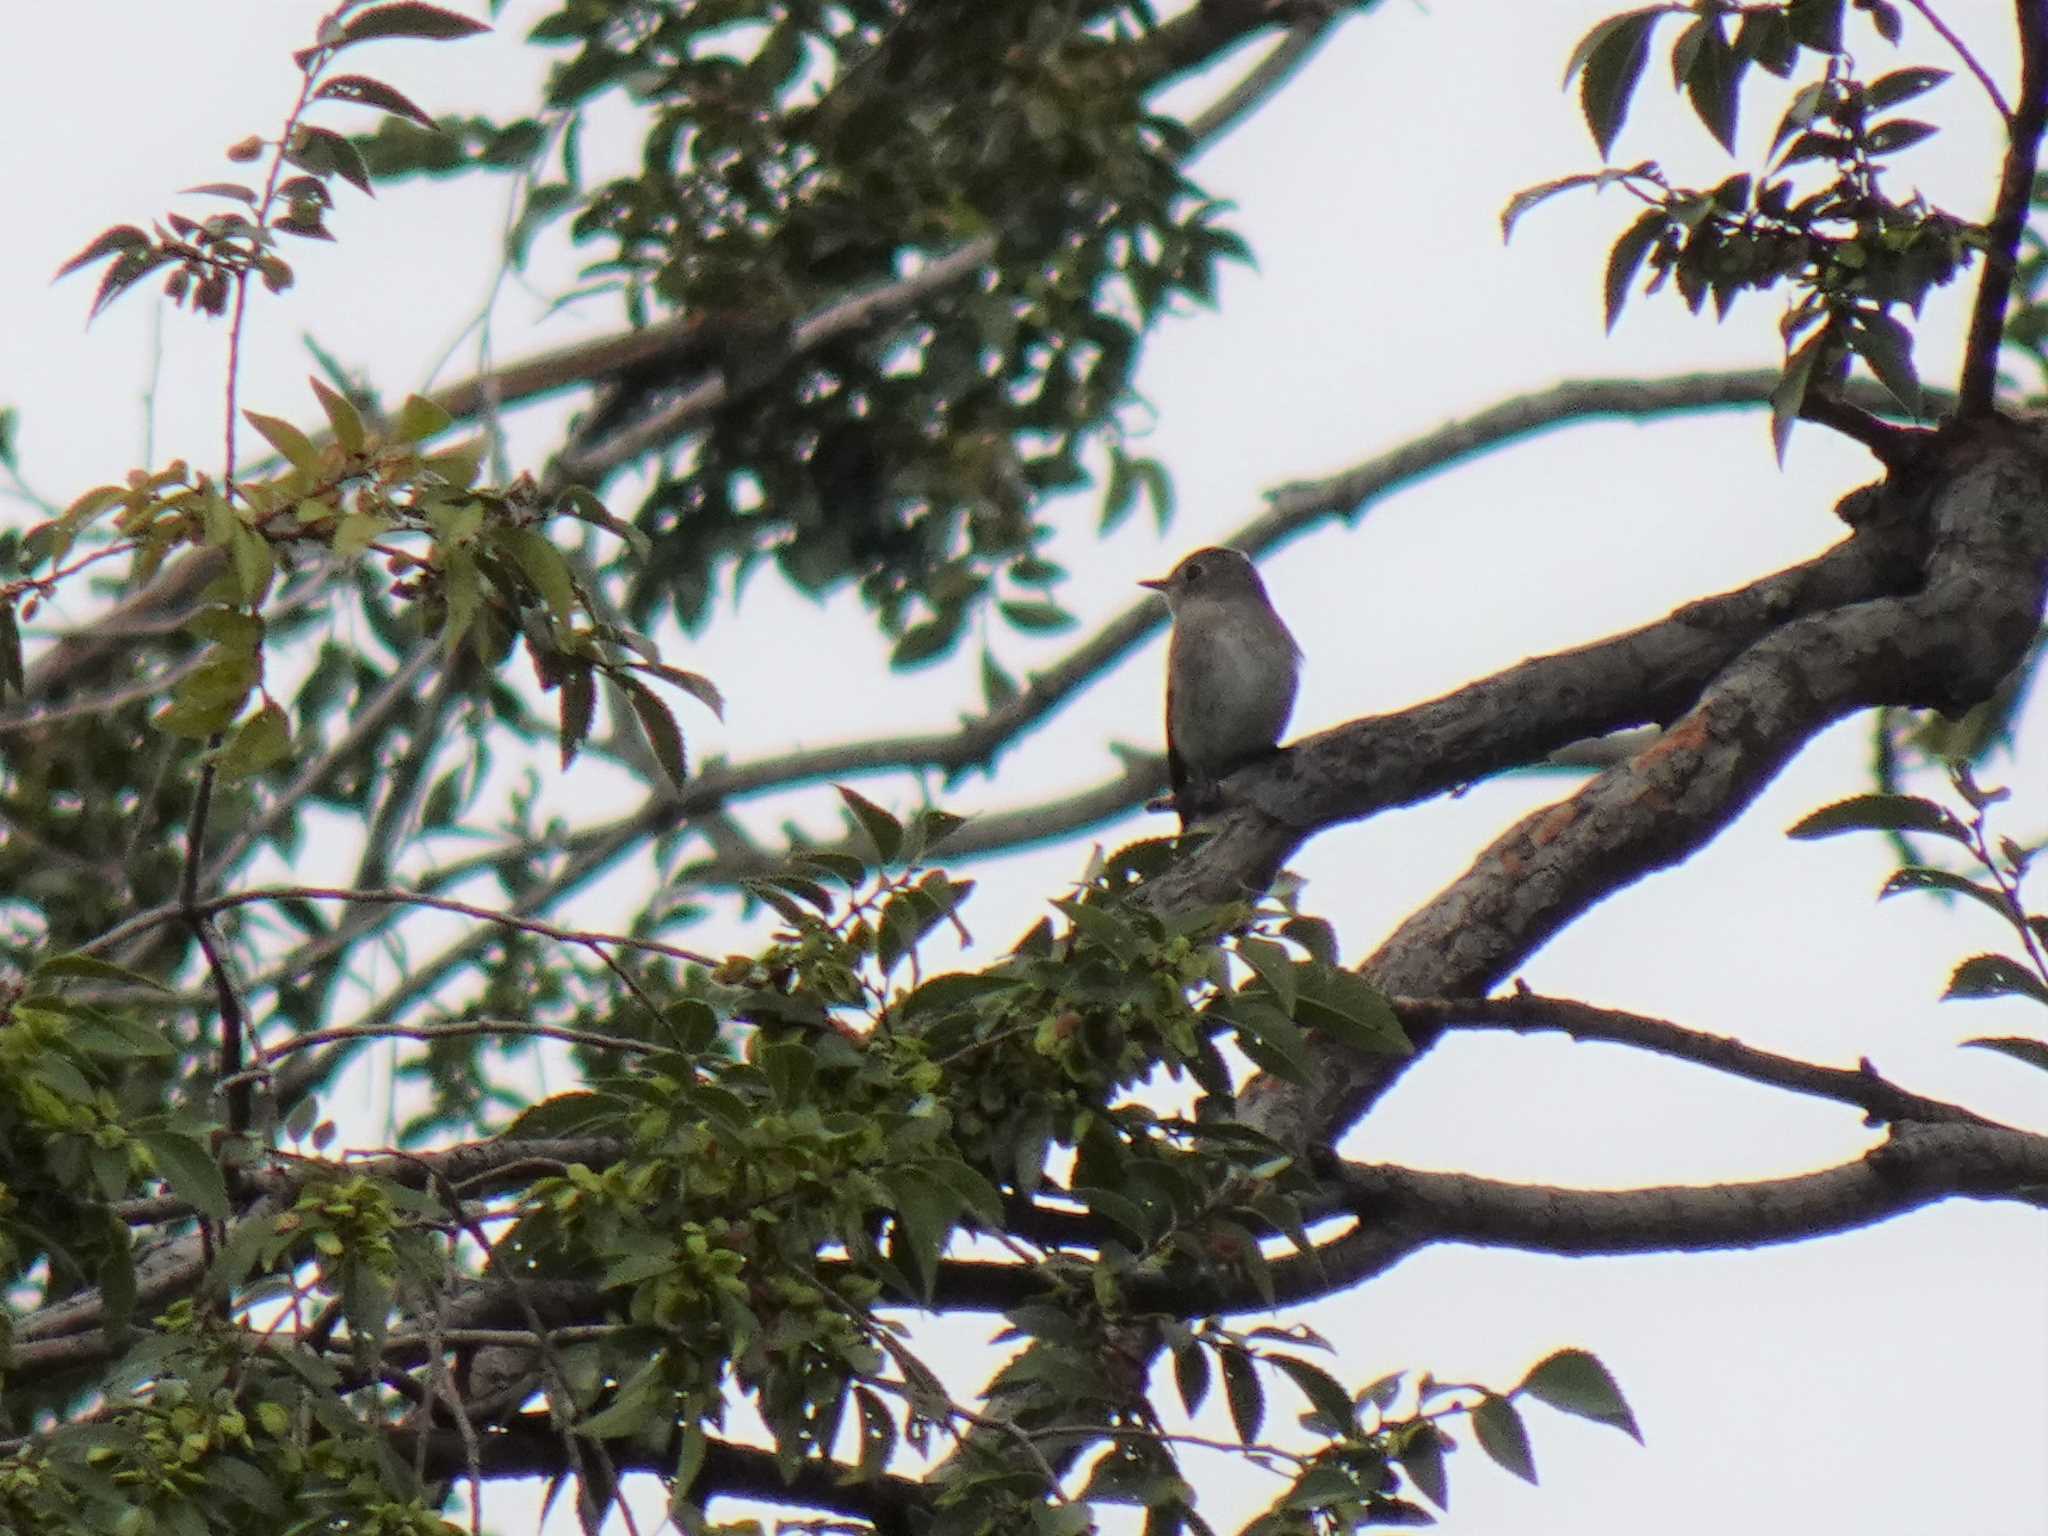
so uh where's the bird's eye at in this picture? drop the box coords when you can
[1184,560,1203,583]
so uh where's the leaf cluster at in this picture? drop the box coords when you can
[1514,0,1980,457]
[352,0,1244,665]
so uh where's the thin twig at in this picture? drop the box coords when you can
[1904,0,2011,119]
[80,883,718,969]
[258,1015,655,1063]
[1397,991,2004,1128]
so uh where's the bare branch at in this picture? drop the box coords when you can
[1955,0,2048,415]
[1183,18,1336,150]
[1400,992,2005,1127]
[1904,0,2012,119]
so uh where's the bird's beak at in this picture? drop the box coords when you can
[1138,576,1169,592]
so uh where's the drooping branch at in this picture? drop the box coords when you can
[1399,992,2006,1128]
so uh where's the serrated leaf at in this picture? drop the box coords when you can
[1518,1348,1642,1441]
[1962,1036,2048,1073]
[837,786,903,863]
[1500,172,1603,242]
[1398,1423,1449,1509]
[1787,793,1966,842]
[55,224,151,280]
[1219,1345,1264,1445]
[1605,207,1667,331]
[630,661,724,719]
[1472,1395,1537,1484]
[618,673,687,788]
[219,700,291,781]
[557,663,595,770]
[139,1131,229,1221]
[1679,18,1742,152]
[1575,10,1660,159]
[1943,954,2048,1006]
[314,74,439,129]
[334,2,491,47]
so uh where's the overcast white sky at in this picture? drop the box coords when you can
[2,2,2044,1532]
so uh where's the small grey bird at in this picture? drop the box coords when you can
[1140,546,1301,826]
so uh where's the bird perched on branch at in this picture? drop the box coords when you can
[1140,546,1301,828]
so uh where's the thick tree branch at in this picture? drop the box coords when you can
[1310,1120,2048,1270]
[392,1416,930,1536]
[1955,0,2048,415]
[1150,417,2048,1148]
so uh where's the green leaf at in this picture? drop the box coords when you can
[980,647,1018,709]
[501,526,578,622]
[1786,793,1967,843]
[1961,1036,2048,1074]
[890,619,956,669]
[333,2,491,47]
[243,411,321,475]
[999,600,1076,634]
[1219,1344,1264,1445]
[1267,1353,1357,1433]
[0,600,21,699]
[1845,309,1921,413]
[837,786,903,863]
[1866,118,1938,156]
[139,1131,230,1221]
[219,700,291,781]
[1877,865,2008,916]
[1605,207,1667,331]
[1397,1423,1449,1509]
[1293,965,1409,1055]
[1864,67,1950,111]
[630,661,724,719]
[1786,0,1844,53]
[314,74,439,130]
[1770,327,1827,464]
[1678,18,1742,152]
[393,392,453,443]
[307,376,366,452]
[32,952,170,991]
[1472,1394,1537,1483]
[1235,936,1298,1015]
[576,1357,668,1439]
[618,673,687,788]
[1572,9,1661,159]
[1943,954,2048,1006]
[1518,1348,1643,1441]
[1173,1337,1211,1417]
[557,663,595,770]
